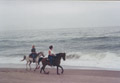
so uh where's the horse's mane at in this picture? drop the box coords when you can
[55,53,66,58]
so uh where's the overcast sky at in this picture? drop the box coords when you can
[0,1,120,31]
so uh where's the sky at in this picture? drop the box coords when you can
[0,1,120,31]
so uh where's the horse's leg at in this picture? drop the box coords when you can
[29,61,32,71]
[42,65,47,74]
[34,62,39,71]
[36,62,40,69]
[26,61,28,70]
[38,58,42,69]
[37,65,40,69]
[40,66,46,73]
[41,65,49,74]
[59,65,64,74]
[40,66,43,73]
[34,65,37,71]
[57,66,60,75]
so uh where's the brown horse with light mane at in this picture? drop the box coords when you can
[40,53,66,75]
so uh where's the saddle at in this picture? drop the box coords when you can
[29,53,37,62]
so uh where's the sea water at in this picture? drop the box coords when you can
[0,27,120,70]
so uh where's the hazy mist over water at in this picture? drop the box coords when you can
[0,1,120,31]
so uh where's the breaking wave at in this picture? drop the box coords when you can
[62,52,120,69]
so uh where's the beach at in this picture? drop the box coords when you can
[0,68,120,83]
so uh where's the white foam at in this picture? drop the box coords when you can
[61,52,120,70]
[1,52,120,70]
[0,56,25,64]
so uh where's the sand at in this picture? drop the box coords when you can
[0,68,120,83]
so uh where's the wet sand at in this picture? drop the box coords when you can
[0,68,120,83]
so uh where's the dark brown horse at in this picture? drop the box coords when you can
[40,53,66,75]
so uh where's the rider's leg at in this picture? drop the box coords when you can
[52,56,55,65]
[48,56,53,65]
[32,54,35,62]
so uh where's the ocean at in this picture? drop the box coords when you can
[0,27,120,70]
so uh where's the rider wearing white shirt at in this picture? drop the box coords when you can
[48,45,55,65]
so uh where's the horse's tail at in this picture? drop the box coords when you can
[21,56,26,61]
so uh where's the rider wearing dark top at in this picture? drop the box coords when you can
[29,45,37,62]
[31,47,36,53]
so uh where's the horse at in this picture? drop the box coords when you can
[40,53,66,75]
[21,52,44,71]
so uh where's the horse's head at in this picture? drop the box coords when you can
[62,53,66,61]
[57,53,66,61]
[38,52,45,57]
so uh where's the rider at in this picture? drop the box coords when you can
[48,45,55,66]
[29,45,37,62]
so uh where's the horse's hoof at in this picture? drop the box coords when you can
[40,71,42,73]
[45,72,49,74]
[57,73,60,75]
[46,72,49,74]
